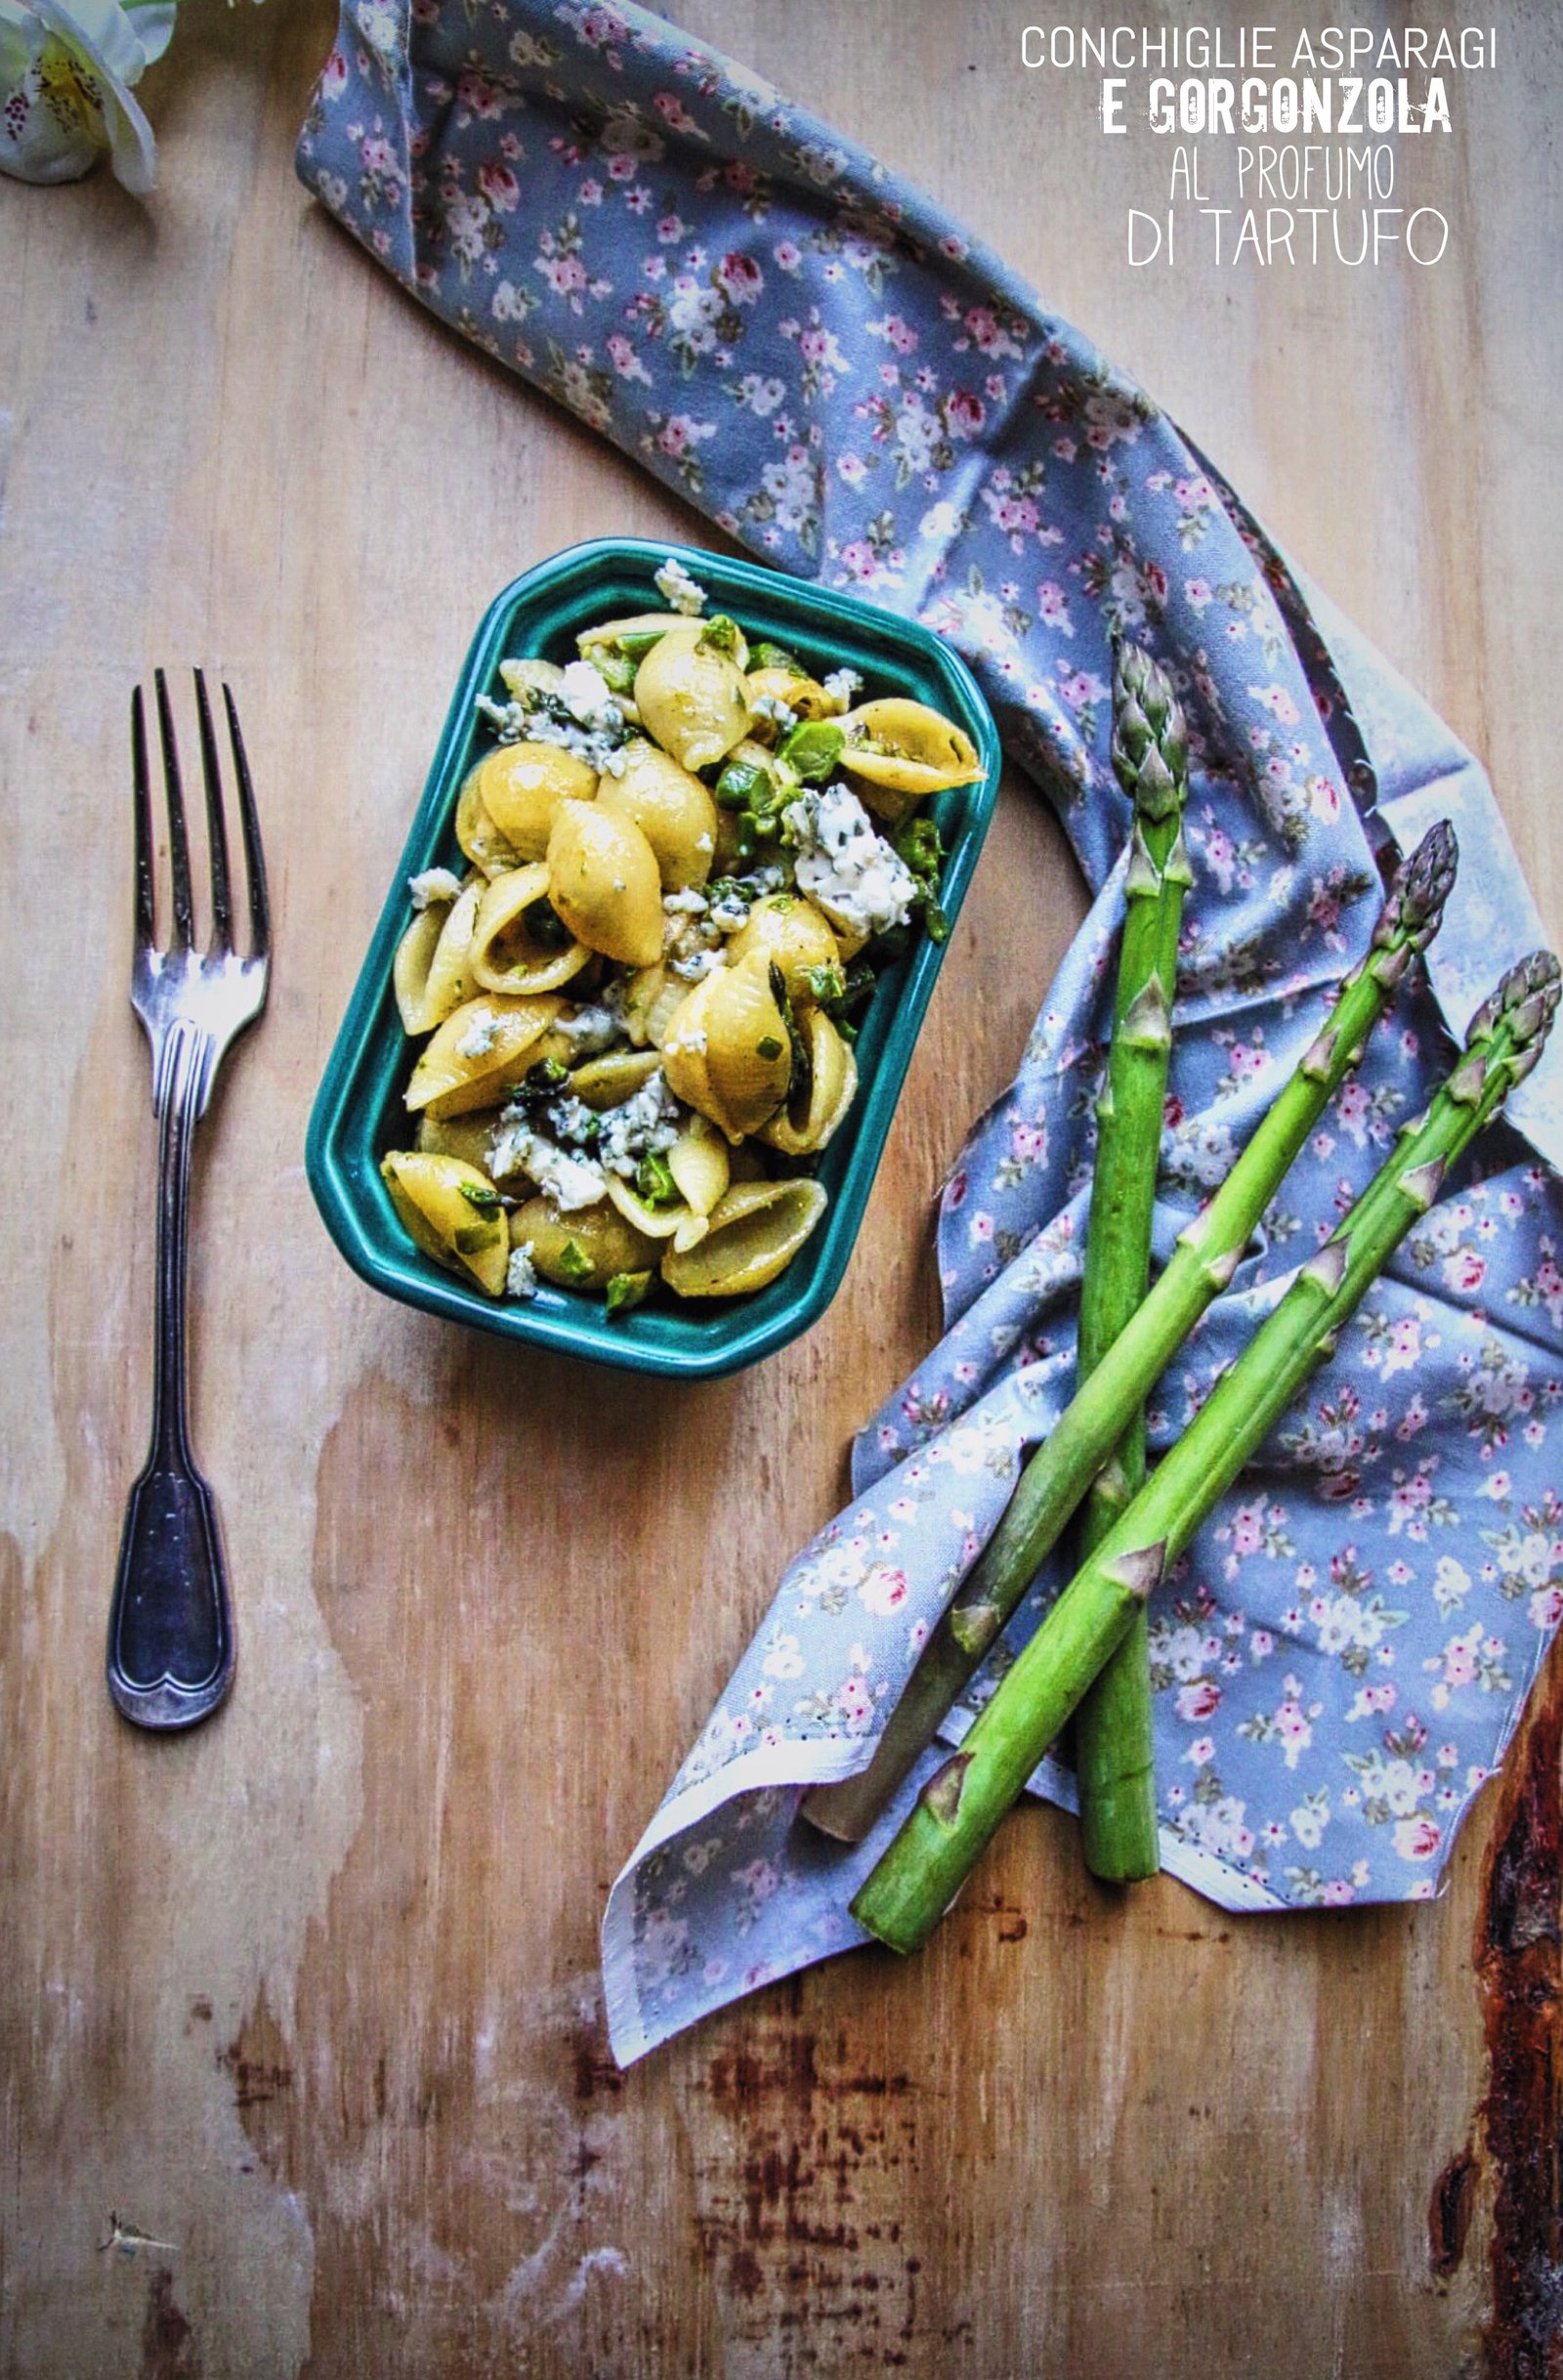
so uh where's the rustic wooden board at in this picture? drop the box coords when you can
[3,2,1560,2372]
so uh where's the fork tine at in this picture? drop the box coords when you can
[131,685,155,950]
[192,668,233,952]
[153,667,195,950]
[223,683,271,959]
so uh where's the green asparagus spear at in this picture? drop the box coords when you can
[1074,643,1193,1883]
[801,819,1459,1845]
[851,951,1561,1954]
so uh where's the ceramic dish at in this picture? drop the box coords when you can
[306,538,1001,1379]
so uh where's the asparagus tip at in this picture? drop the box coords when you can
[1373,819,1457,955]
[1469,949,1562,1054]
[1111,640,1188,822]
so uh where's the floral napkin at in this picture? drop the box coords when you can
[297,0,1563,2063]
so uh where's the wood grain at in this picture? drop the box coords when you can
[2,1,1560,2372]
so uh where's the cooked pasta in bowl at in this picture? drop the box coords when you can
[308,540,1000,1378]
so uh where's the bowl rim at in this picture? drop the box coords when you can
[306,536,1002,1381]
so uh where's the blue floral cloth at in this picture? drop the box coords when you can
[297,0,1563,2064]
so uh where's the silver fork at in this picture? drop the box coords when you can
[106,670,271,1729]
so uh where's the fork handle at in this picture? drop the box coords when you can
[107,1023,235,1729]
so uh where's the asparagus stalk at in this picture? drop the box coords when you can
[1073,643,1193,1884]
[852,951,1561,1954]
[802,819,1459,1845]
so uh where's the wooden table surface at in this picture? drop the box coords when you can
[5,3,1561,2372]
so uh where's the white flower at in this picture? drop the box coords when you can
[0,0,173,193]
[857,1564,908,1618]
[761,1633,805,1680]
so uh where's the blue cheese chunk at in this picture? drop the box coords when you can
[505,1242,539,1299]
[406,866,463,911]
[654,555,708,615]
[785,785,916,941]
[595,1070,681,1178]
[488,1120,607,1211]
[554,1002,620,1054]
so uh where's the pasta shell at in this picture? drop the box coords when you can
[468,742,598,862]
[380,1150,510,1296]
[760,1009,858,1155]
[394,904,449,1036]
[455,771,524,878]
[404,993,564,1118]
[595,742,718,890]
[745,665,837,723]
[415,1108,501,1171]
[838,698,983,796]
[604,1175,692,1242]
[498,657,565,705]
[725,894,841,1006]
[509,1196,658,1292]
[568,1048,662,1109]
[666,1113,730,1216]
[659,1179,827,1297]
[547,799,664,968]
[727,1142,769,1185]
[659,949,792,1143]
[419,878,485,1021]
[470,864,593,996]
[613,961,677,1050]
[576,611,688,663]
[633,623,754,772]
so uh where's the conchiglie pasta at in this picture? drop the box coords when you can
[658,1179,828,1297]
[614,961,689,1050]
[498,657,565,705]
[415,1107,501,1171]
[760,1009,858,1156]
[380,1150,510,1296]
[403,993,564,1118]
[467,741,598,861]
[745,664,837,724]
[633,624,754,772]
[546,799,664,968]
[455,771,524,878]
[567,1048,664,1109]
[660,949,793,1143]
[667,1113,730,1217]
[394,905,445,1031]
[576,611,686,665]
[838,698,983,797]
[509,1197,658,1291]
[469,865,593,996]
[381,564,974,1313]
[725,893,841,1006]
[595,742,718,890]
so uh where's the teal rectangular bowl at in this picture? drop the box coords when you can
[306,537,1001,1380]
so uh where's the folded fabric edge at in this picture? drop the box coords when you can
[600,1700,1290,2062]
[601,1733,899,2066]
